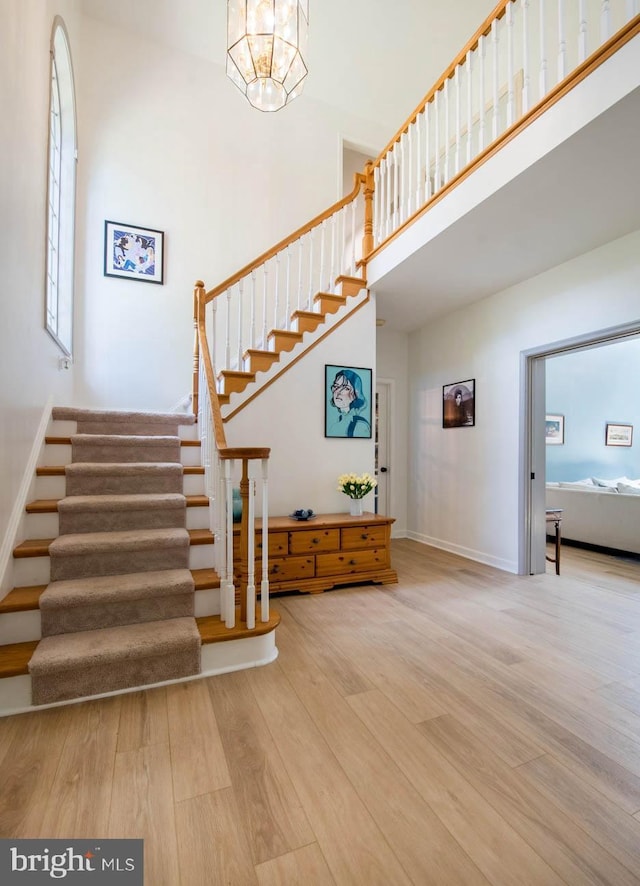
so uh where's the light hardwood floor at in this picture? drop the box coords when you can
[1,539,640,885]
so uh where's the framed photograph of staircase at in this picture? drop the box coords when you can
[104,220,164,284]
[325,364,372,438]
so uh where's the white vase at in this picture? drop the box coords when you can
[349,498,364,516]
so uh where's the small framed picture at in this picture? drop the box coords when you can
[443,379,475,428]
[104,221,164,284]
[545,414,564,445]
[325,365,372,438]
[605,423,633,447]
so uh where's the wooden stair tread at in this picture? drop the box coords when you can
[26,494,209,513]
[217,370,255,380]
[196,608,280,644]
[0,568,220,615]
[37,464,205,477]
[45,436,199,448]
[0,641,39,678]
[267,328,303,340]
[291,309,325,320]
[13,528,213,558]
[0,610,279,677]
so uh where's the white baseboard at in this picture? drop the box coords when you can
[405,530,518,574]
[0,396,53,597]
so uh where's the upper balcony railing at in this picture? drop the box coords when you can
[369,0,639,259]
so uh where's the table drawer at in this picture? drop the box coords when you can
[289,528,340,554]
[341,525,387,550]
[269,556,315,581]
[234,531,288,559]
[316,548,389,577]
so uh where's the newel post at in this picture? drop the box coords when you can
[192,280,206,419]
[362,161,375,260]
[238,458,251,625]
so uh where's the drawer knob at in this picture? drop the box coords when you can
[361,533,369,540]
[271,564,280,574]
[312,537,320,545]
[349,559,357,566]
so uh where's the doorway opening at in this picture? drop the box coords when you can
[521,321,640,575]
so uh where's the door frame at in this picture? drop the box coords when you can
[375,378,394,517]
[520,320,640,575]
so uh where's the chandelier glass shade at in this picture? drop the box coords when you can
[226,1,309,112]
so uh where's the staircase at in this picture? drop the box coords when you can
[0,407,279,713]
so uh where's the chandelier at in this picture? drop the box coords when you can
[226,1,309,112]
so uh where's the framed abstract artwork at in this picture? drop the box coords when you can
[104,221,164,284]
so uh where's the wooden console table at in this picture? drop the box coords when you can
[234,512,398,595]
[546,508,563,575]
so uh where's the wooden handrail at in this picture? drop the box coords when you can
[374,0,512,167]
[204,172,366,304]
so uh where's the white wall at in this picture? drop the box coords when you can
[407,228,640,573]
[376,322,409,536]
[74,16,389,412]
[0,0,82,588]
[224,300,377,518]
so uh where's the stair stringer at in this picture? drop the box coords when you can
[221,286,370,420]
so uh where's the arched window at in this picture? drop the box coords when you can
[45,18,76,356]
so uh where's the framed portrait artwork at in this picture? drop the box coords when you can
[325,365,372,438]
[605,423,633,447]
[104,221,164,284]
[545,414,565,445]
[443,379,475,428]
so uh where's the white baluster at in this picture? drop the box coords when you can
[211,297,218,379]
[627,1,639,20]
[522,0,531,113]
[415,111,422,209]
[319,220,326,291]
[374,164,381,246]
[236,279,244,370]
[601,1,611,41]
[274,252,281,331]
[400,136,407,223]
[407,125,413,217]
[454,66,461,175]
[466,50,473,165]
[224,460,235,629]
[340,206,347,276]
[250,269,256,353]
[285,245,291,332]
[578,0,588,62]
[225,287,231,373]
[558,0,566,81]
[540,0,548,99]
[246,475,255,630]
[382,155,389,238]
[330,212,336,290]
[425,101,431,198]
[443,76,450,183]
[350,199,356,275]
[297,237,303,312]
[491,18,499,141]
[308,227,314,308]
[393,145,400,229]
[479,34,486,151]
[261,458,269,622]
[262,263,268,350]
[434,89,440,191]
[506,0,515,127]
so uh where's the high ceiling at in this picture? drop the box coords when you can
[81,0,497,133]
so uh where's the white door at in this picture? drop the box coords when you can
[375,382,391,515]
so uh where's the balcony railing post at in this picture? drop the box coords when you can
[362,161,375,260]
[192,280,206,419]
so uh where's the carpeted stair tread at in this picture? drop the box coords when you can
[52,407,195,437]
[58,493,186,534]
[29,617,201,704]
[49,528,190,580]
[65,462,184,495]
[50,527,189,555]
[40,569,195,610]
[71,434,181,464]
[39,570,196,636]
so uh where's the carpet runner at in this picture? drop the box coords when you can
[28,408,202,705]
